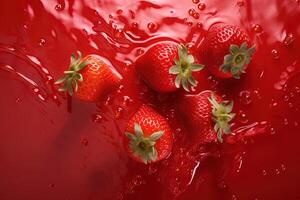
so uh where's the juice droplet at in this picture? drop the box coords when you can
[239,90,252,105]
[92,114,103,123]
[80,138,89,146]
[39,38,46,46]
[198,3,206,10]
[283,33,295,46]
[115,107,124,119]
[193,12,200,19]
[131,22,139,30]
[55,4,64,11]
[116,9,123,15]
[136,48,145,56]
[237,110,249,124]
[284,118,289,126]
[262,169,267,176]
[252,24,263,33]
[271,49,279,59]
[48,183,55,188]
[192,0,200,4]
[196,22,203,29]
[147,22,157,32]
[188,8,196,16]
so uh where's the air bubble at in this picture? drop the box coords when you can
[193,12,200,19]
[80,138,89,146]
[262,169,267,176]
[283,33,295,46]
[198,3,206,10]
[116,9,123,15]
[92,114,103,123]
[188,8,196,16]
[237,110,248,124]
[115,107,124,119]
[39,38,46,46]
[239,90,252,105]
[271,49,279,59]
[252,24,263,33]
[55,4,64,11]
[147,22,157,32]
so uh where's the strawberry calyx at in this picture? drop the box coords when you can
[169,44,204,92]
[220,42,255,79]
[125,123,164,164]
[208,95,236,142]
[55,51,89,96]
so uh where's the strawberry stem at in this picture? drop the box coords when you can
[55,51,89,96]
[220,42,255,79]
[169,44,204,92]
[208,95,236,142]
[125,123,164,164]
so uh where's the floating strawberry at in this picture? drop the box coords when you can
[55,51,122,102]
[178,90,235,143]
[136,41,204,93]
[199,24,255,79]
[124,105,173,164]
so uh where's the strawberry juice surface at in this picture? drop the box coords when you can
[0,0,300,199]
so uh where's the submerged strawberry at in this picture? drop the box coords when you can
[125,105,173,164]
[136,41,204,93]
[179,90,235,143]
[199,24,255,79]
[55,51,122,102]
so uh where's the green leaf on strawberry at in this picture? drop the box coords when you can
[220,42,255,79]
[208,96,236,142]
[125,123,164,164]
[169,44,204,92]
[55,51,90,96]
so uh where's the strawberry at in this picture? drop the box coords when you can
[124,105,173,164]
[178,90,235,143]
[55,51,122,102]
[199,24,255,79]
[136,41,204,93]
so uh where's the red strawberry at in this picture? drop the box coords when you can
[136,41,204,93]
[124,105,173,164]
[178,90,235,143]
[55,51,122,102]
[199,24,255,79]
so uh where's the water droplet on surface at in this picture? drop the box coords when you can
[237,110,249,124]
[239,90,252,105]
[92,114,103,123]
[193,12,200,19]
[192,0,200,3]
[283,33,295,46]
[80,138,88,146]
[115,107,124,119]
[270,127,276,135]
[252,24,263,33]
[48,183,55,188]
[55,4,64,11]
[283,118,289,126]
[147,22,157,32]
[15,98,21,103]
[271,49,279,59]
[116,9,123,15]
[188,8,196,16]
[136,48,145,56]
[196,22,203,29]
[275,168,280,175]
[131,22,139,30]
[232,194,238,200]
[262,169,267,176]
[122,96,132,106]
[39,38,46,46]
[198,3,206,10]
[281,164,286,171]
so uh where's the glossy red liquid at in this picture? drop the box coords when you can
[1,0,300,199]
